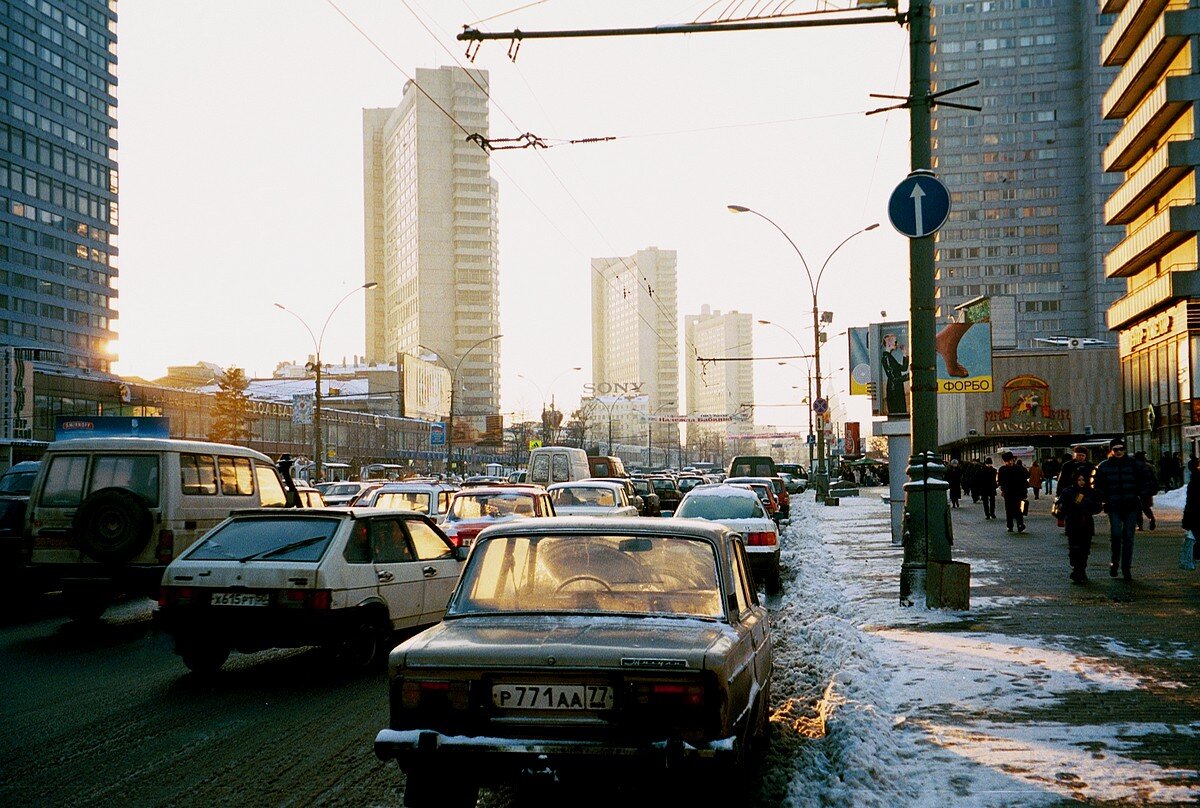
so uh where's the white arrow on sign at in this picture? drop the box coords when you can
[910,182,926,236]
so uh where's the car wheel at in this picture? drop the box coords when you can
[751,680,773,752]
[335,617,387,671]
[404,770,477,808]
[71,487,154,564]
[765,568,782,596]
[178,638,231,675]
[63,589,110,624]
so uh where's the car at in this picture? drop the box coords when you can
[320,481,376,507]
[727,455,777,479]
[726,476,790,519]
[676,474,706,496]
[156,508,467,674]
[725,478,781,521]
[777,472,806,495]
[0,461,40,495]
[674,484,781,594]
[507,470,528,483]
[776,464,808,493]
[629,477,661,517]
[353,481,459,523]
[547,481,639,517]
[586,455,628,479]
[590,476,645,514]
[648,475,682,514]
[293,483,327,508]
[373,517,773,806]
[440,485,555,548]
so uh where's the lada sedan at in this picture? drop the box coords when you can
[156,508,466,674]
[674,484,781,594]
[374,517,773,806]
[439,485,554,548]
[547,480,639,517]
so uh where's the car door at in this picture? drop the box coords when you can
[403,518,462,624]
[366,517,426,630]
[731,540,771,690]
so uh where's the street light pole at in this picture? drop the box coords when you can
[275,282,377,481]
[420,334,503,475]
[734,207,878,498]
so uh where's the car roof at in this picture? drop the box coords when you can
[549,480,623,490]
[43,436,273,461]
[227,506,439,521]
[455,485,546,495]
[683,484,759,498]
[475,515,735,542]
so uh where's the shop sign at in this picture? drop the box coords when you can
[1128,313,1175,349]
[983,374,1071,436]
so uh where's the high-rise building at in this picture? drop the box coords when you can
[591,247,679,457]
[363,66,500,418]
[930,1,1122,347]
[1,0,119,371]
[683,305,753,457]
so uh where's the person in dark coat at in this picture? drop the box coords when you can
[1133,450,1156,531]
[1055,469,1102,583]
[947,459,962,508]
[1181,459,1200,571]
[1158,452,1175,492]
[1042,455,1060,496]
[1092,437,1158,582]
[1057,446,1095,493]
[963,459,980,503]
[978,457,998,520]
[997,451,1030,532]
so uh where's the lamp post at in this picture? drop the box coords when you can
[419,334,503,475]
[731,205,878,498]
[274,282,377,482]
[648,401,677,468]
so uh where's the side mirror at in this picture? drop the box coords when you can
[454,545,470,562]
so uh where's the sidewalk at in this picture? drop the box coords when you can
[764,487,1200,807]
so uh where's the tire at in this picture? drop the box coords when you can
[334,617,387,672]
[71,487,153,564]
[404,770,477,808]
[178,638,230,674]
[64,588,110,623]
[765,567,782,596]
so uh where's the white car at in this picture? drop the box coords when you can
[353,482,459,523]
[547,481,639,518]
[155,508,467,674]
[673,484,781,594]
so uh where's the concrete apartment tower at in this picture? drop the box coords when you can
[929,2,1122,347]
[363,66,500,418]
[591,248,680,456]
[683,306,753,460]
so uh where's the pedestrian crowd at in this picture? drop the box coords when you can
[947,439,1200,584]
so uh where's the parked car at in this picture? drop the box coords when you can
[156,508,467,673]
[674,484,781,594]
[727,455,777,479]
[352,481,458,523]
[440,485,555,548]
[547,481,639,517]
[649,476,682,514]
[0,460,40,495]
[776,464,808,493]
[725,478,781,521]
[373,517,773,806]
[629,477,661,517]
[27,437,293,622]
[293,483,326,508]
[320,481,376,507]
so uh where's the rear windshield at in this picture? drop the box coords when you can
[373,491,433,514]
[551,487,616,507]
[0,469,36,495]
[675,494,763,520]
[186,516,342,562]
[448,492,537,521]
[730,459,775,477]
[652,479,675,492]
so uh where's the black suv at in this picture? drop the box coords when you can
[649,476,682,514]
[628,477,661,517]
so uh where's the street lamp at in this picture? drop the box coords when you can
[419,334,503,475]
[274,282,377,481]
[731,205,878,497]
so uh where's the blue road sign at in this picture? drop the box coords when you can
[807,433,816,447]
[812,397,829,415]
[430,422,446,446]
[888,171,950,238]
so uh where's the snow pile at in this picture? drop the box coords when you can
[769,491,1200,807]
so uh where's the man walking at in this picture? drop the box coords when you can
[997,451,1030,532]
[1057,446,1094,491]
[1042,454,1060,496]
[978,457,998,520]
[1092,437,1158,582]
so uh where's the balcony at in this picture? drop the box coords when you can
[1106,265,1200,328]
[1101,0,1129,12]
[1102,0,1185,67]
[1104,137,1200,225]
[1104,201,1200,278]
[1103,73,1200,172]
[1102,10,1198,119]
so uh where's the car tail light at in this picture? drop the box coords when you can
[634,681,706,707]
[156,530,174,564]
[400,679,470,711]
[278,589,332,609]
[746,531,777,546]
[159,585,194,607]
[442,525,461,547]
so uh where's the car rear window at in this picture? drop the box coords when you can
[451,534,723,619]
[448,492,536,521]
[551,487,615,507]
[39,455,88,507]
[374,491,433,514]
[652,479,675,492]
[91,455,160,506]
[187,516,342,562]
[675,494,763,520]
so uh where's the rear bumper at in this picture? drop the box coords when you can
[155,605,361,651]
[30,563,166,595]
[744,546,779,577]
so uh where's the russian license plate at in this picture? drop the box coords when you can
[492,683,613,711]
[210,591,270,607]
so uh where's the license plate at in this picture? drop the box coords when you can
[492,684,613,711]
[210,591,270,607]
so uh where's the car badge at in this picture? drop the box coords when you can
[621,658,688,669]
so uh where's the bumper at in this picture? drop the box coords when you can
[32,563,166,596]
[744,546,779,577]
[155,606,359,652]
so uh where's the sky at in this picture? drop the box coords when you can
[113,1,914,430]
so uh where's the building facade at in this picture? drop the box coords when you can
[1098,0,1200,459]
[682,305,753,456]
[930,1,1123,347]
[591,247,680,455]
[363,66,500,419]
[0,0,119,372]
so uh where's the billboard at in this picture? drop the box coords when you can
[848,327,871,396]
[55,416,170,441]
[844,422,862,456]
[451,414,505,447]
[402,354,452,421]
[1,349,33,440]
[869,321,911,417]
[938,297,994,394]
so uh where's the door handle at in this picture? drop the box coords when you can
[422,566,437,578]
[377,570,394,582]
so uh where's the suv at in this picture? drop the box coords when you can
[352,481,459,523]
[27,437,293,622]
[156,508,466,673]
[649,476,682,514]
[628,477,661,517]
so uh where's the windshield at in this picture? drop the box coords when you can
[551,487,616,508]
[676,493,763,520]
[449,534,723,619]
[325,484,361,497]
[677,478,702,493]
[186,516,341,562]
[0,470,35,495]
[373,491,433,514]
[448,492,536,521]
[651,479,675,493]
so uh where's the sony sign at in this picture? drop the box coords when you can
[583,381,645,395]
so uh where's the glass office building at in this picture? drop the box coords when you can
[0,0,118,372]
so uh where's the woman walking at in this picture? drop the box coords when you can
[1181,459,1200,571]
[1055,470,1102,583]
[1028,461,1043,500]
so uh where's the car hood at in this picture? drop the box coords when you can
[395,614,732,672]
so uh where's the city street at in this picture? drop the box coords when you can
[2,489,1198,807]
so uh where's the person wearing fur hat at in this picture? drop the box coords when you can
[1092,437,1158,582]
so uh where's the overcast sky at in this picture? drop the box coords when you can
[113,1,913,430]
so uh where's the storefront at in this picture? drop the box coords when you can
[1117,300,1197,461]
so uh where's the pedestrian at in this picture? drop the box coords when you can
[1057,446,1094,492]
[1181,458,1200,571]
[1042,454,1060,496]
[1173,451,1185,489]
[963,459,980,504]
[1133,450,1156,531]
[947,459,962,509]
[1028,461,1043,500]
[1055,469,1102,583]
[1092,437,1158,582]
[978,457,998,520]
[997,451,1030,532]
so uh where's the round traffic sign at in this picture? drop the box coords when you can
[888,171,951,238]
[812,397,829,414]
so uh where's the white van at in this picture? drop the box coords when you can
[27,437,292,622]
[527,446,591,488]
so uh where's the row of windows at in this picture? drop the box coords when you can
[950,189,1060,205]
[940,225,1059,241]
[3,211,112,264]
[937,147,1055,167]
[935,14,1056,34]
[3,67,114,125]
[1,50,113,156]
[1,122,114,194]
[3,17,114,79]
[2,90,112,146]
[1,244,114,289]
[0,157,115,223]
[2,204,110,253]
[940,166,1060,184]
[937,52,1060,73]
[0,316,108,352]
[5,2,113,68]
[939,262,1060,278]
[0,293,106,327]
[947,205,1060,221]
[10,0,118,36]
[939,242,1059,260]
[937,0,1057,16]
[1022,300,1061,312]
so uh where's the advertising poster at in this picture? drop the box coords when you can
[937,297,994,394]
[869,321,911,417]
[848,327,871,396]
[844,422,861,456]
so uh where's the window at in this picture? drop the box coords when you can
[91,455,159,505]
[255,464,287,507]
[39,454,87,506]
[530,454,549,485]
[344,522,371,564]
[180,453,217,495]
[407,520,453,560]
[551,453,569,481]
[370,519,414,563]
[728,541,750,615]
[218,456,254,496]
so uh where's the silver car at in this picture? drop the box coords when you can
[374,516,773,806]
